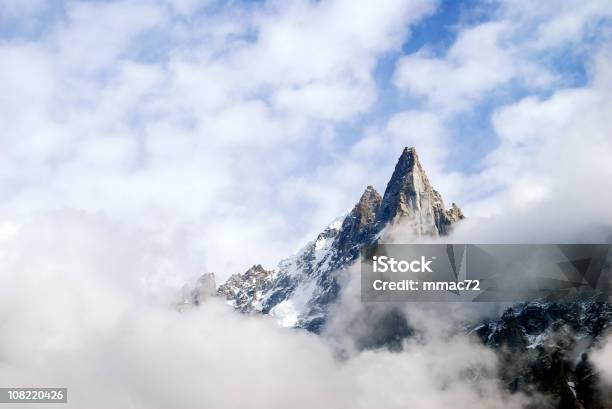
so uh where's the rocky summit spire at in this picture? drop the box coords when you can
[333,185,382,259]
[353,185,382,229]
[376,147,463,237]
[214,146,464,333]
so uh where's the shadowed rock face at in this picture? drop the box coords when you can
[473,302,612,409]
[332,185,382,265]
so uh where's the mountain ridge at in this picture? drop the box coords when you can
[216,146,464,331]
[184,146,612,409]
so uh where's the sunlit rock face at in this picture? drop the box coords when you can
[216,264,276,312]
[375,147,464,236]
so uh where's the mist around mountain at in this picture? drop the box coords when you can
[0,209,531,409]
[0,146,611,409]
[185,147,612,409]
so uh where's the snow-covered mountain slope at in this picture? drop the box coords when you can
[216,147,464,332]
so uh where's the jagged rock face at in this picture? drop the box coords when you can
[217,264,276,312]
[474,302,612,350]
[473,302,612,409]
[332,185,381,266]
[218,147,463,332]
[375,147,463,236]
[446,202,464,222]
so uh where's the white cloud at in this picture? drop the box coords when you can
[1,0,611,304]
[0,0,436,279]
[475,47,612,214]
[394,21,521,112]
[380,1,612,239]
[393,1,612,114]
[273,80,375,120]
[495,0,612,50]
[55,2,166,73]
[592,335,612,387]
[433,47,612,243]
[0,212,527,409]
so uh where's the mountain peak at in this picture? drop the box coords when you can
[359,185,382,208]
[215,146,464,331]
[217,264,276,312]
[388,147,428,193]
[353,185,382,227]
[397,146,420,169]
[332,185,382,261]
[376,147,461,236]
[401,145,417,156]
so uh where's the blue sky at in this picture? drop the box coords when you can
[1,0,612,279]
